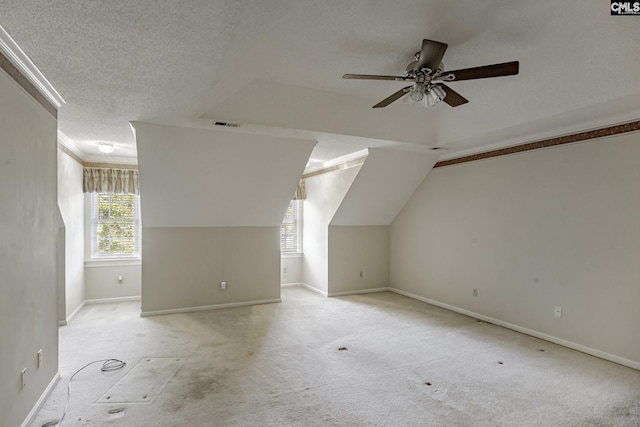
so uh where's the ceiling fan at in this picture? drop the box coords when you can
[343,39,519,108]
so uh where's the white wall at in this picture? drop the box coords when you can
[135,122,315,313]
[281,255,302,285]
[302,165,361,293]
[56,221,65,323]
[133,122,316,227]
[390,133,640,365]
[330,147,437,226]
[0,69,59,427]
[58,149,85,320]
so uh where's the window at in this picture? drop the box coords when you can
[281,200,302,253]
[91,192,140,258]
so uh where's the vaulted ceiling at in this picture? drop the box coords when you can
[2,1,639,165]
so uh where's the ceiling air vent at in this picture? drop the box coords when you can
[213,121,241,128]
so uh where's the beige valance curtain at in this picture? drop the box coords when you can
[83,167,139,195]
[293,179,306,200]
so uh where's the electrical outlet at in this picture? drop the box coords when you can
[220,281,227,290]
[21,368,27,389]
[473,288,478,297]
[37,349,42,368]
[554,306,562,318]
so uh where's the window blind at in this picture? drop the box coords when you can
[281,200,300,252]
[92,193,140,258]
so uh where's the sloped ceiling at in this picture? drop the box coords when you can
[330,148,438,226]
[134,122,315,227]
[2,1,639,163]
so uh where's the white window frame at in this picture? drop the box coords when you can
[281,199,302,255]
[91,192,141,259]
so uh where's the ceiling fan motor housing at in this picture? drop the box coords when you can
[342,39,519,108]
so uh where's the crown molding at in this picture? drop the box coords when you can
[0,25,65,108]
[84,162,138,170]
[321,149,369,169]
[438,94,640,163]
[57,130,86,161]
[302,152,367,179]
[83,154,138,166]
[303,148,369,178]
[435,119,640,168]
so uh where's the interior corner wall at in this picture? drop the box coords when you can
[328,225,389,295]
[58,149,85,319]
[301,165,362,294]
[0,69,59,427]
[324,148,436,295]
[141,226,280,313]
[390,132,640,365]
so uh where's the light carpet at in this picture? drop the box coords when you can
[30,286,640,426]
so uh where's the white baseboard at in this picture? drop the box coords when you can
[20,372,60,427]
[389,288,640,371]
[84,295,141,305]
[282,282,328,296]
[59,296,141,326]
[328,287,392,297]
[282,283,393,298]
[58,300,87,326]
[140,298,281,317]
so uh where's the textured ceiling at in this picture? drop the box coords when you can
[1,0,639,163]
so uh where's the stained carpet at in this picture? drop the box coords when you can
[31,286,640,426]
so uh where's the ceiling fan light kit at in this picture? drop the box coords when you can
[403,83,447,108]
[343,39,519,109]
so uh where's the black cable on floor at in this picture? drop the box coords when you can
[56,358,126,426]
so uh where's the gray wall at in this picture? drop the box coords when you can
[0,69,59,427]
[141,227,280,314]
[390,133,640,366]
[85,263,141,300]
[57,148,85,320]
[328,225,389,295]
[302,148,436,295]
[324,148,436,295]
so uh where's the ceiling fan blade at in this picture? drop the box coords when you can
[439,84,468,107]
[373,86,412,108]
[443,61,519,81]
[415,39,448,72]
[342,74,408,81]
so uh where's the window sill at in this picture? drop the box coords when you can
[85,258,142,268]
[281,252,303,259]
